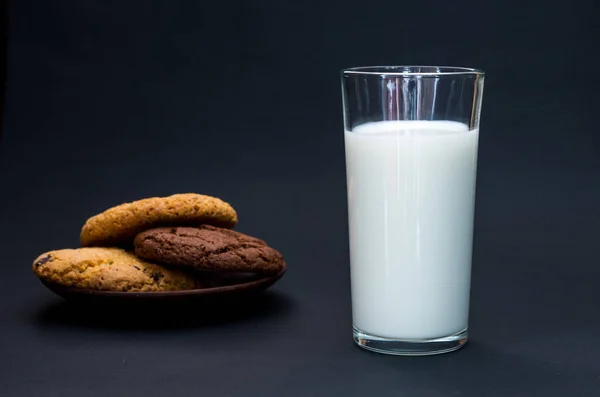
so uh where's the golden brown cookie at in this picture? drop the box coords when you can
[80,193,238,247]
[32,247,197,292]
[134,225,285,275]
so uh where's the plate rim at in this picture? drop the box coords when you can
[39,263,286,298]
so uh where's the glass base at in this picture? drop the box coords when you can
[353,326,468,356]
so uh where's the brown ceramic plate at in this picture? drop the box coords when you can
[39,264,286,306]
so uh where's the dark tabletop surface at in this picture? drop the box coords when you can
[1,1,599,396]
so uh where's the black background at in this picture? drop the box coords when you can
[1,0,599,396]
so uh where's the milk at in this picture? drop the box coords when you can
[345,120,479,339]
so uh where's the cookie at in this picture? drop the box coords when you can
[32,247,198,292]
[134,225,285,275]
[80,193,237,247]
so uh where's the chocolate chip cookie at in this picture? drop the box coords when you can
[134,225,285,275]
[33,247,198,292]
[80,193,238,247]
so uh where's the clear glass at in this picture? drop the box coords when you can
[342,66,485,355]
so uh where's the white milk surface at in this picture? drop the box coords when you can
[345,120,479,339]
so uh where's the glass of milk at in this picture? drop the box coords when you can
[342,66,485,355]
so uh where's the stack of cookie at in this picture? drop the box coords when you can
[32,194,285,293]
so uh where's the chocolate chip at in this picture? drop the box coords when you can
[133,265,141,271]
[35,255,53,267]
[151,272,164,281]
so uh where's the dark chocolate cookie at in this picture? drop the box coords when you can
[134,226,285,275]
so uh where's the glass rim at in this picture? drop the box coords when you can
[342,65,484,77]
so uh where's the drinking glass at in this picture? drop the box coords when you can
[342,66,485,355]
